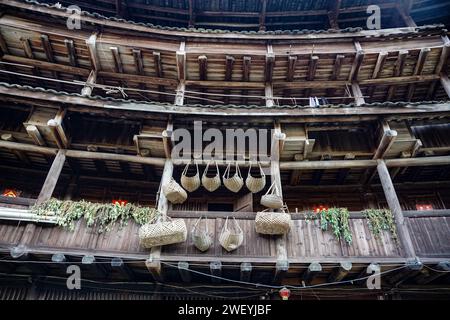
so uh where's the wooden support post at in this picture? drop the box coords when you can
[307,55,319,81]
[36,149,66,205]
[414,261,450,285]
[153,51,164,101]
[20,150,66,246]
[286,55,297,82]
[351,82,365,106]
[377,160,416,258]
[145,159,173,281]
[81,69,97,96]
[328,261,352,282]
[373,129,397,160]
[387,259,423,286]
[303,262,322,284]
[240,262,252,282]
[178,261,192,283]
[210,261,222,283]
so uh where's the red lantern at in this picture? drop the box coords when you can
[2,189,18,198]
[112,199,128,206]
[279,287,291,300]
[416,204,432,211]
[313,205,328,214]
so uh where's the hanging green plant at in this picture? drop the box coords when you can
[319,207,352,245]
[31,198,158,233]
[362,208,398,242]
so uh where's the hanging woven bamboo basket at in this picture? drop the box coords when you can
[181,161,201,192]
[201,161,221,192]
[245,163,266,193]
[260,181,283,209]
[191,216,212,252]
[255,206,291,235]
[223,162,244,193]
[139,217,187,248]
[219,216,244,252]
[162,178,187,204]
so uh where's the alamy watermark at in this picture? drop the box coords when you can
[66,265,81,290]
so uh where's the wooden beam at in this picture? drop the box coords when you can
[348,43,365,81]
[1,133,30,164]
[427,38,450,99]
[307,55,319,81]
[273,260,289,285]
[188,0,195,28]
[177,261,192,283]
[397,5,417,27]
[64,40,78,68]
[153,51,164,101]
[265,44,275,83]
[440,72,450,99]
[407,48,430,101]
[0,32,9,56]
[110,47,124,73]
[377,160,416,258]
[388,259,423,286]
[26,125,46,146]
[242,56,251,104]
[240,262,252,282]
[414,262,450,285]
[303,262,322,284]
[198,55,207,81]
[328,0,341,29]
[174,80,185,106]
[210,261,222,283]
[224,55,234,104]
[265,83,274,107]
[351,82,365,106]
[328,261,352,282]
[86,32,100,71]
[373,129,397,160]
[81,69,97,96]
[286,55,297,82]
[37,149,66,205]
[259,0,267,31]
[176,42,186,81]
[327,54,344,97]
[387,50,408,101]
[40,34,61,90]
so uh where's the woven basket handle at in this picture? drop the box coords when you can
[223,163,231,179]
[203,160,211,177]
[264,181,276,195]
[258,162,266,178]
[182,162,190,176]
[231,217,243,234]
[192,215,208,233]
[235,163,242,178]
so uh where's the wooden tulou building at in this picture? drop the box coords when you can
[0,0,450,300]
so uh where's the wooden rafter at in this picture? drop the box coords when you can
[328,0,341,29]
[387,50,408,101]
[406,48,430,101]
[348,42,365,82]
[427,37,450,99]
[41,34,61,90]
[265,44,275,83]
